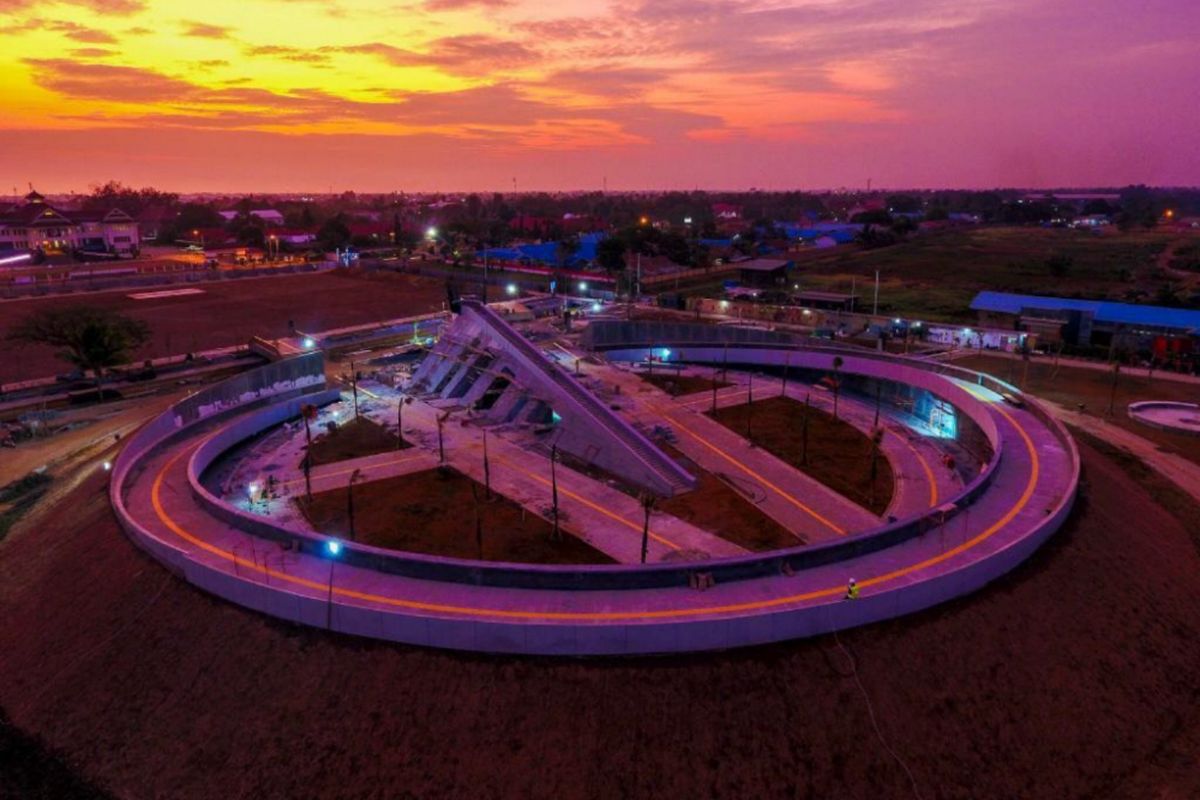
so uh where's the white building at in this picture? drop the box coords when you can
[0,190,139,257]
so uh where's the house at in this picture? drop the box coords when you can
[790,290,858,311]
[0,190,139,257]
[737,257,793,287]
[273,228,318,246]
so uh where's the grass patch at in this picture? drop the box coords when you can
[299,467,614,565]
[957,354,1200,467]
[639,371,730,396]
[1070,427,1200,536]
[708,395,894,514]
[305,416,407,467]
[0,707,114,799]
[0,471,54,541]
[791,227,1174,322]
[657,447,802,550]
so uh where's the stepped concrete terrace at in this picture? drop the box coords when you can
[110,329,1078,655]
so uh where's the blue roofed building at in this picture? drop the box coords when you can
[478,233,608,268]
[970,291,1200,362]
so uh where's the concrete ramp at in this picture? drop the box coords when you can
[410,300,696,497]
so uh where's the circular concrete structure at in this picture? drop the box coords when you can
[110,345,1078,655]
[1128,401,1200,436]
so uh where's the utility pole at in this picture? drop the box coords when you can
[482,429,491,500]
[712,365,719,413]
[869,428,883,508]
[350,360,360,420]
[873,383,882,429]
[397,394,412,448]
[782,351,790,397]
[636,252,642,300]
[1108,361,1121,415]
[437,411,449,464]
[802,393,810,466]
[745,372,754,444]
[300,404,316,504]
[550,444,561,541]
[472,481,483,559]
[640,493,654,564]
[482,242,489,303]
[872,269,879,316]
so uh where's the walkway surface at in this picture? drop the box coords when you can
[556,346,954,542]
[213,388,746,565]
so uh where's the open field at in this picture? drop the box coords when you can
[791,227,1183,322]
[709,395,895,515]
[300,466,613,565]
[0,268,447,384]
[3,437,1200,798]
[959,353,1200,466]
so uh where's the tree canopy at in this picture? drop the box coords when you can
[8,307,151,383]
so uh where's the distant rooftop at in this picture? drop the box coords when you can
[737,258,791,272]
[970,291,1200,332]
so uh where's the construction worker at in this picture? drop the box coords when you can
[845,578,860,600]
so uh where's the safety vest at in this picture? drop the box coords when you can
[845,583,860,600]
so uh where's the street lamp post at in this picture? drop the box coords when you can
[640,493,654,564]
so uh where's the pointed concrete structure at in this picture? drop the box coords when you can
[410,300,696,497]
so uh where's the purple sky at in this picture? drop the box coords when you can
[1,0,1198,191]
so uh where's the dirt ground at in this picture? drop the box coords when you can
[0,268,447,384]
[300,466,613,565]
[638,371,730,396]
[2,438,1200,799]
[305,416,406,467]
[709,395,895,514]
[658,445,803,550]
[958,354,1200,466]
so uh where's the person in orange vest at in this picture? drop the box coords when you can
[844,578,860,600]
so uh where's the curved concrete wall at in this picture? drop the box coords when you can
[109,345,1080,655]
[172,348,1013,592]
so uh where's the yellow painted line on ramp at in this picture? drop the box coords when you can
[145,403,1042,621]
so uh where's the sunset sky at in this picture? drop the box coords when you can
[1,0,1197,192]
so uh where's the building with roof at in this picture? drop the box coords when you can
[0,190,139,258]
[970,291,1200,361]
[736,257,793,287]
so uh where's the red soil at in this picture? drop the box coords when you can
[1,441,1199,799]
[0,268,446,384]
